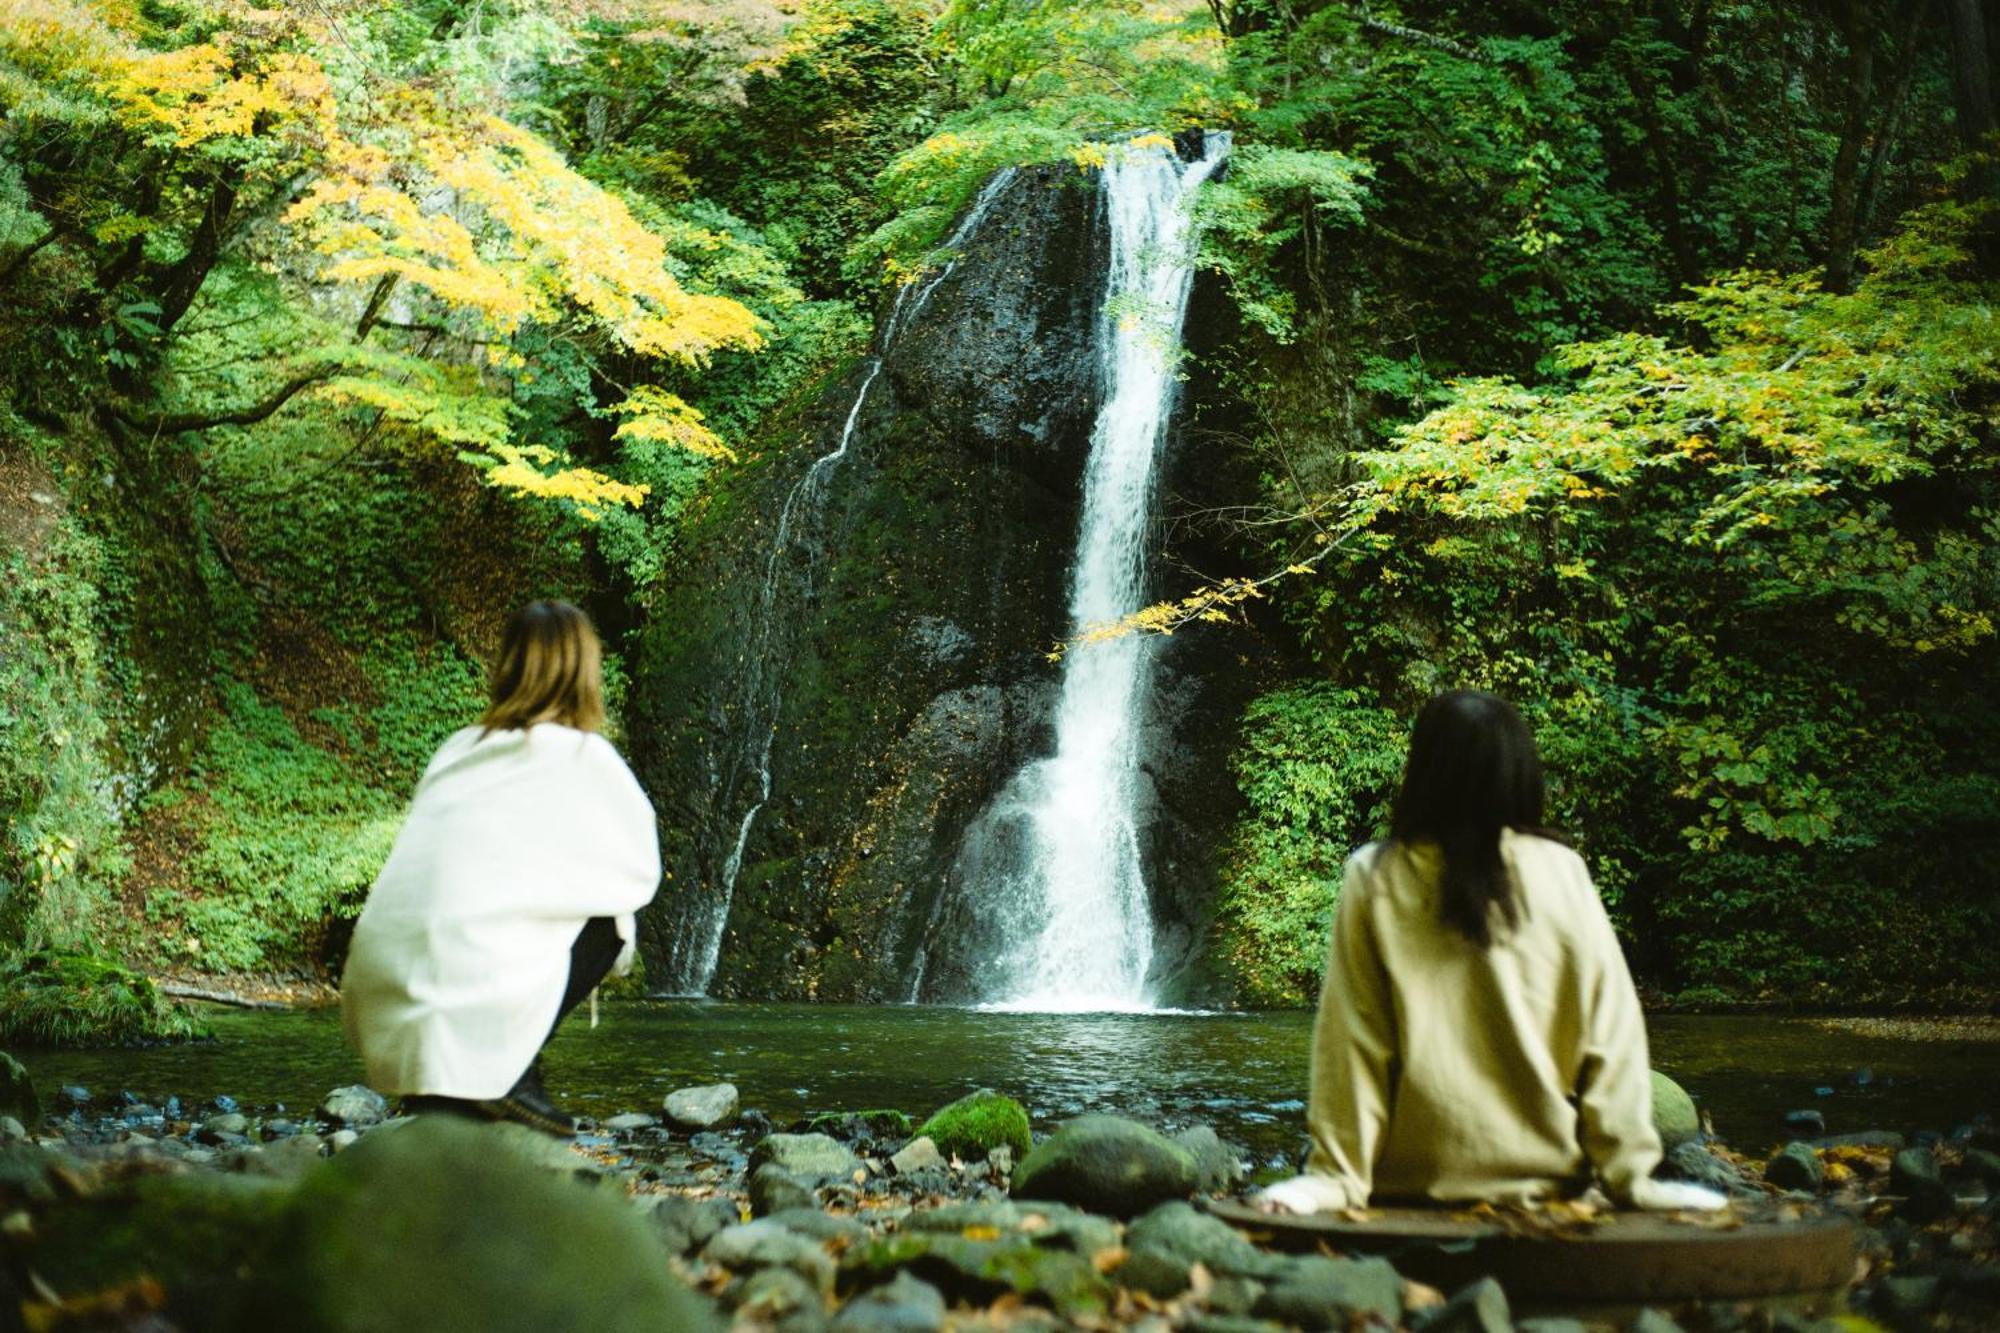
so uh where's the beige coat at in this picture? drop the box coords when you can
[340,724,660,1099]
[1302,830,1662,1207]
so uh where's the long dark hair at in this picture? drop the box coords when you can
[1388,690,1547,947]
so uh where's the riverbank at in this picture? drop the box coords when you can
[4,1058,1998,1332]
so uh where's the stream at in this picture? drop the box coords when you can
[22,1005,1998,1167]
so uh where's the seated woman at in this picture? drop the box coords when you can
[340,600,660,1135]
[1259,690,1721,1214]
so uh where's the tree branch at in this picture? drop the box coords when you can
[1361,17,1485,63]
[108,369,330,434]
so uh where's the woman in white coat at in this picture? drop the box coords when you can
[340,600,660,1135]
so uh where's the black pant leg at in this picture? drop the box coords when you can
[548,915,623,1039]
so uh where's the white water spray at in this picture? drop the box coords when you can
[931,135,1227,1011]
[663,171,1018,996]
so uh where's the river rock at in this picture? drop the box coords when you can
[750,1133,862,1183]
[1420,1277,1510,1333]
[704,1218,837,1293]
[1174,1125,1247,1192]
[1892,1147,1953,1221]
[1962,1148,2000,1188]
[647,1195,740,1256]
[1253,1254,1403,1329]
[1628,1313,1685,1333]
[0,1116,24,1142]
[1784,1108,1826,1137]
[830,1272,946,1332]
[288,1116,723,1331]
[199,1113,250,1142]
[846,1231,1111,1318]
[891,1135,945,1175]
[1662,1141,1756,1196]
[319,1085,387,1127]
[1766,1141,1824,1192]
[751,1164,816,1217]
[0,1053,39,1127]
[1650,1072,1700,1148]
[734,1266,824,1331]
[1123,1201,1281,1293]
[605,1112,659,1133]
[766,1208,869,1245]
[665,1083,740,1131]
[1011,1114,1196,1218]
[1515,1320,1588,1333]
[916,1089,1031,1163]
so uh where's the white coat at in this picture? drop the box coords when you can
[340,723,660,1099]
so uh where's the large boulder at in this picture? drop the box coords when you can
[1650,1071,1701,1149]
[27,1117,721,1332]
[1010,1115,1197,1218]
[282,1117,722,1331]
[916,1089,1031,1164]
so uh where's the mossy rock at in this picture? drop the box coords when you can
[916,1089,1031,1164]
[1651,1071,1701,1149]
[804,1108,913,1141]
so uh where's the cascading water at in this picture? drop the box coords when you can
[659,170,1018,996]
[923,134,1228,1011]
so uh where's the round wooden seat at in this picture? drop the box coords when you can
[1201,1198,1857,1310]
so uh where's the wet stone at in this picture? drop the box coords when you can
[751,1164,816,1218]
[1173,1125,1247,1193]
[1766,1141,1825,1192]
[1630,1310,1686,1333]
[750,1133,862,1183]
[198,1113,250,1142]
[665,1084,740,1132]
[703,1218,837,1293]
[647,1194,740,1256]
[319,1083,388,1126]
[1419,1277,1509,1333]
[829,1272,946,1332]
[605,1112,658,1133]
[733,1266,825,1332]
[1784,1109,1827,1137]
[891,1136,945,1175]
[765,1207,867,1245]
[1892,1147,1953,1222]
[0,1117,25,1142]
[1253,1255,1402,1331]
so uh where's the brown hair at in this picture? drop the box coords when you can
[480,600,606,735]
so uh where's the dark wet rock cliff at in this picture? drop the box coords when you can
[627,156,1281,1003]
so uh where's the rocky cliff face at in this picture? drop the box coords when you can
[628,158,1276,1004]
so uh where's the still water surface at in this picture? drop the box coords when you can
[24,1005,1999,1165]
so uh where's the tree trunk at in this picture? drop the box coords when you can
[1947,0,2000,275]
[1823,2,1878,293]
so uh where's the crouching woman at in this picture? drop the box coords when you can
[1259,690,1721,1214]
[341,600,659,1135]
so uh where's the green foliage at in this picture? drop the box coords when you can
[144,682,403,972]
[1250,204,2000,1002]
[0,949,205,1047]
[1216,687,1403,1005]
[0,443,124,954]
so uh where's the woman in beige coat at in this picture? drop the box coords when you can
[1259,691,1722,1214]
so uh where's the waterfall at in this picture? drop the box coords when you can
[659,170,1018,996]
[926,134,1228,1011]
